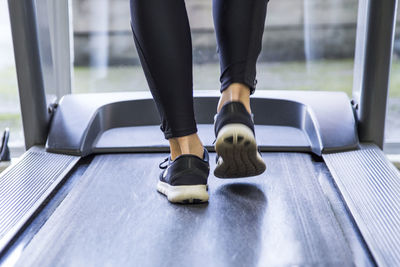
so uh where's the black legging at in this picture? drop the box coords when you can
[130,0,268,139]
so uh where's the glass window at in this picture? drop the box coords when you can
[72,0,148,93]
[71,0,358,96]
[257,0,357,95]
[385,7,400,145]
[0,1,24,152]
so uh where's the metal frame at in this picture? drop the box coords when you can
[8,0,50,150]
[353,0,398,149]
[8,0,72,150]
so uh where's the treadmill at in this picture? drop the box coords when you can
[1,0,400,266]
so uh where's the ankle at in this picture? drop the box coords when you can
[168,138,181,160]
[218,83,251,114]
[169,133,204,160]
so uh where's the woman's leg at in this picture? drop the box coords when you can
[130,0,203,159]
[212,0,269,113]
[212,0,268,178]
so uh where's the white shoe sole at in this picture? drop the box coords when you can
[157,181,209,204]
[214,123,266,178]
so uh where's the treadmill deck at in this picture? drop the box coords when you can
[4,152,372,267]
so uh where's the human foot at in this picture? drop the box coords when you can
[213,101,266,178]
[157,148,210,203]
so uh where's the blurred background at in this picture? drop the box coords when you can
[1,0,400,156]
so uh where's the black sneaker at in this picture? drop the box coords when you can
[213,101,266,178]
[157,148,210,203]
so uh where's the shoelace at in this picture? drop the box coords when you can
[159,157,169,169]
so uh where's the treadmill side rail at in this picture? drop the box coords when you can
[0,147,80,254]
[46,90,359,156]
[323,143,400,266]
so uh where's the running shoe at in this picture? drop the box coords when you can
[214,101,266,178]
[157,148,210,203]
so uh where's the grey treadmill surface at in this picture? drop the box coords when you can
[4,152,372,267]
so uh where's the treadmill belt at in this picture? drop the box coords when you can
[13,153,365,266]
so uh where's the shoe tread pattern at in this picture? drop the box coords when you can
[214,124,266,178]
